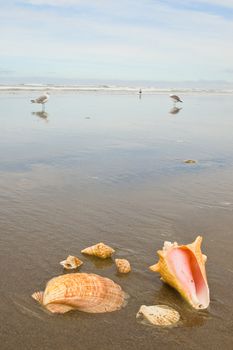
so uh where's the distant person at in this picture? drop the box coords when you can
[139,89,142,99]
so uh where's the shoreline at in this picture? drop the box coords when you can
[0,84,233,95]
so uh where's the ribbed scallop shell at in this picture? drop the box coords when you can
[81,242,115,259]
[115,259,131,273]
[149,236,210,309]
[60,255,83,269]
[137,305,180,326]
[32,273,126,314]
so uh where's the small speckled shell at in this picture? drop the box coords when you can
[32,273,126,314]
[81,242,115,259]
[60,255,83,269]
[137,305,180,326]
[115,259,131,273]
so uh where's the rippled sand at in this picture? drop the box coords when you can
[0,93,233,349]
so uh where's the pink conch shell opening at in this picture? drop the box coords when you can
[150,236,210,309]
[167,247,209,309]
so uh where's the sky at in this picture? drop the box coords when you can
[0,0,233,84]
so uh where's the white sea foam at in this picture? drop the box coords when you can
[0,84,233,94]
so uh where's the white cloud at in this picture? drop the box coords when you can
[199,0,233,8]
[22,0,233,9]
[166,0,233,9]
[23,0,108,6]
[0,0,233,81]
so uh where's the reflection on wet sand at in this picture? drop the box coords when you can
[82,255,114,269]
[169,106,182,115]
[32,111,49,122]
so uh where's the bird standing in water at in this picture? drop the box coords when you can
[31,92,50,111]
[170,94,183,105]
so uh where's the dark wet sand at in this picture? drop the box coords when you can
[0,93,233,349]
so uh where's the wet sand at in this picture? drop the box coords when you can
[0,93,233,349]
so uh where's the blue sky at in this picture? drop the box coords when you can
[0,0,233,83]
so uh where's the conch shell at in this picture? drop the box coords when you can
[32,273,126,314]
[115,259,131,273]
[60,255,83,269]
[150,236,210,309]
[81,242,115,259]
[136,305,180,326]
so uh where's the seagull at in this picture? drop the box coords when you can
[31,92,50,110]
[170,94,183,104]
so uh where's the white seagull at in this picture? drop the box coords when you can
[170,94,183,104]
[31,92,50,110]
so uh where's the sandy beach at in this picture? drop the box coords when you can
[0,91,233,349]
[2,0,233,347]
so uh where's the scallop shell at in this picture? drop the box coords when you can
[60,255,83,269]
[81,242,115,259]
[150,236,210,309]
[136,305,180,326]
[32,273,126,314]
[115,259,131,273]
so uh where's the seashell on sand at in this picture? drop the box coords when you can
[115,259,131,273]
[150,236,210,310]
[183,159,197,164]
[136,305,180,326]
[32,273,126,314]
[81,242,115,259]
[60,255,83,269]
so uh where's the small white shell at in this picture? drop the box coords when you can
[136,305,180,326]
[60,255,83,269]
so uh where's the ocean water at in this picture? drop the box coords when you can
[0,92,233,349]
